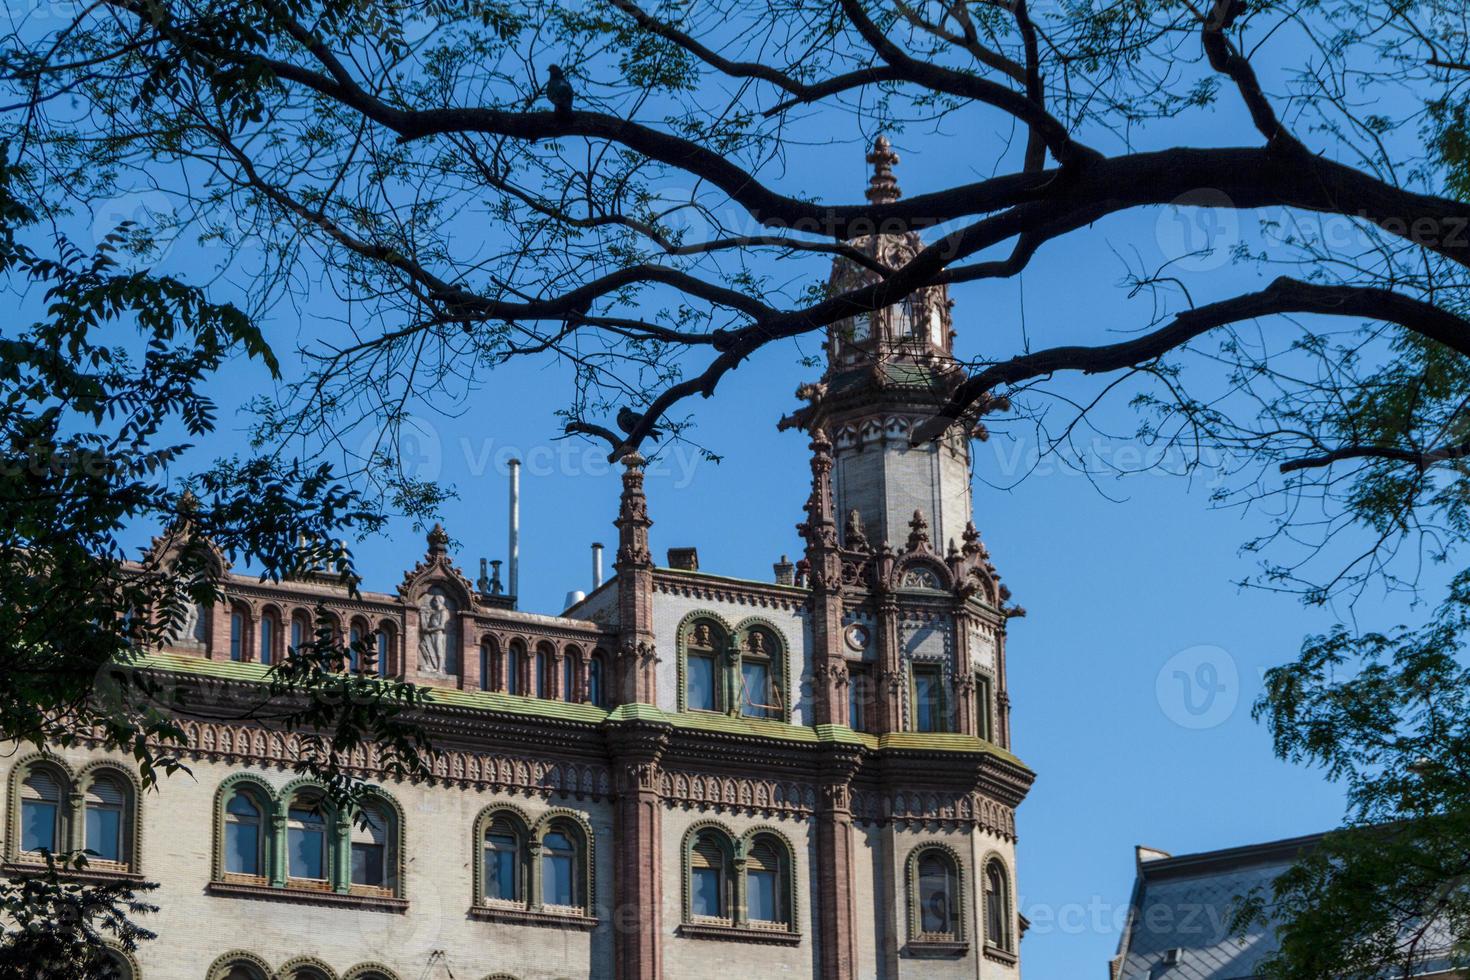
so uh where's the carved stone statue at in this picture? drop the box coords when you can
[418,593,449,673]
[169,597,203,647]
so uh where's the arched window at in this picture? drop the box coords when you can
[376,623,395,678]
[540,825,579,908]
[739,626,784,720]
[479,639,493,692]
[588,653,607,708]
[258,611,277,666]
[688,829,734,921]
[507,643,525,695]
[208,954,271,980]
[286,792,329,882]
[976,672,994,741]
[350,800,391,890]
[848,665,871,732]
[84,773,129,864]
[481,815,524,903]
[911,847,961,942]
[223,785,267,877]
[984,859,1013,951]
[229,607,245,661]
[100,949,135,980]
[534,645,552,699]
[291,611,310,654]
[683,619,725,713]
[562,647,581,703]
[19,766,63,854]
[349,619,370,673]
[743,835,792,927]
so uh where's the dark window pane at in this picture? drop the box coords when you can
[747,869,778,921]
[484,833,518,900]
[20,800,56,852]
[225,822,259,875]
[352,842,385,886]
[741,661,771,718]
[230,612,243,661]
[691,867,722,917]
[918,855,955,935]
[589,658,604,707]
[259,619,274,666]
[688,654,716,711]
[288,807,326,880]
[86,806,122,861]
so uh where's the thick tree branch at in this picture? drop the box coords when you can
[911,278,1470,443]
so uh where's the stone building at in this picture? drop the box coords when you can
[4,140,1033,980]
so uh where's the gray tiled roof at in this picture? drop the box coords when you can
[1110,834,1457,980]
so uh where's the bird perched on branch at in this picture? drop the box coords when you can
[545,65,573,123]
[617,406,663,442]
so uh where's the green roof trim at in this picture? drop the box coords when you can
[122,654,1029,765]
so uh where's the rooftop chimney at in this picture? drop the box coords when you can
[564,589,586,610]
[508,458,521,601]
[773,554,795,586]
[667,547,699,572]
[592,542,604,589]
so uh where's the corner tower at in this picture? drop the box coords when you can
[798,136,972,552]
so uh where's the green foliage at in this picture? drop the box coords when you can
[1240,571,1470,976]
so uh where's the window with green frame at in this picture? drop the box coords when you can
[976,672,994,741]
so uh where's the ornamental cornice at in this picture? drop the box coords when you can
[653,571,807,612]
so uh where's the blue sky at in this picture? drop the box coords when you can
[73,36,1442,976]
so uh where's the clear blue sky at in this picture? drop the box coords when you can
[91,63,1431,979]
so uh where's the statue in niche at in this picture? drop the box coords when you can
[418,592,453,673]
[168,593,204,647]
[692,623,712,648]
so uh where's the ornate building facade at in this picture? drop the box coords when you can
[4,140,1033,980]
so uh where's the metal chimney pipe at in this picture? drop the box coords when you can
[592,542,604,590]
[508,459,521,599]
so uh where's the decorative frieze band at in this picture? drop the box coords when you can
[851,788,1017,839]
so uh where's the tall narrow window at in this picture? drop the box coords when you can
[588,654,606,708]
[690,832,729,919]
[848,666,871,732]
[377,629,391,677]
[507,645,524,696]
[287,797,327,881]
[482,817,521,902]
[563,654,577,703]
[740,628,782,719]
[912,665,946,733]
[917,850,959,938]
[19,768,62,854]
[224,787,264,876]
[685,621,723,712]
[84,774,127,863]
[535,649,549,698]
[230,610,244,661]
[745,837,784,924]
[688,652,717,711]
[541,828,577,908]
[258,613,276,666]
[480,641,492,691]
[350,803,388,889]
[348,624,363,673]
[976,673,994,741]
[985,859,1011,950]
[291,613,307,653]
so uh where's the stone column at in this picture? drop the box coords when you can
[614,454,657,706]
[875,591,904,733]
[952,607,976,736]
[814,747,862,980]
[800,430,849,727]
[608,722,669,980]
[460,611,480,691]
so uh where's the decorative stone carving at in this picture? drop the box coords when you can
[417,589,457,674]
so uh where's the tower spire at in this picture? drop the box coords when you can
[865,135,901,205]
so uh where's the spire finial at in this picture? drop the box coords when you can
[866,135,901,205]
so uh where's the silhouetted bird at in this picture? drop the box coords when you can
[617,406,663,442]
[546,65,573,123]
